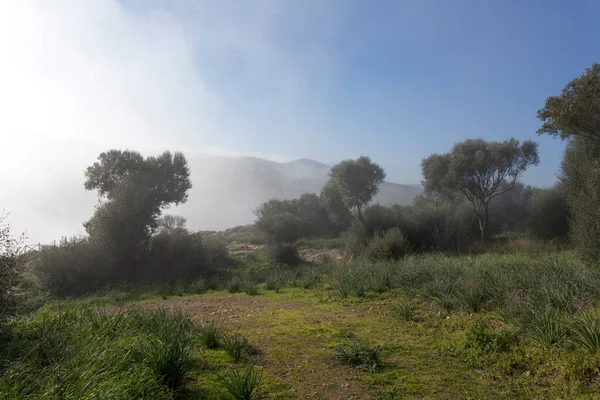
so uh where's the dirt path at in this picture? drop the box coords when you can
[140,292,520,399]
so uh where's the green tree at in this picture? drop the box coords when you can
[325,156,386,222]
[537,63,600,142]
[421,138,539,242]
[537,63,600,262]
[84,150,191,279]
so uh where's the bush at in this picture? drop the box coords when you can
[0,214,23,323]
[34,236,109,296]
[526,187,569,240]
[265,242,301,265]
[363,228,409,261]
[569,311,600,353]
[464,319,517,353]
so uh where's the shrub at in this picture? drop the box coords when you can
[34,236,109,296]
[219,366,263,400]
[265,242,301,265]
[227,277,243,293]
[199,322,222,349]
[0,214,23,322]
[363,228,409,261]
[243,280,260,296]
[526,187,569,240]
[464,319,517,353]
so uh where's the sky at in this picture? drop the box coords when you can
[0,0,598,243]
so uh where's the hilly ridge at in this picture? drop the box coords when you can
[173,156,422,232]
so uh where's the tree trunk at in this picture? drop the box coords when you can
[478,206,489,243]
[356,204,364,223]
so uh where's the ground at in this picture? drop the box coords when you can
[135,289,528,399]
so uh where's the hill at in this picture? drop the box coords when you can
[173,156,422,232]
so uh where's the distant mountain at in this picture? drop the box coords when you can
[172,156,422,232]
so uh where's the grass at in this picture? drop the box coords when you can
[9,251,600,398]
[199,322,222,349]
[0,306,197,398]
[219,366,263,400]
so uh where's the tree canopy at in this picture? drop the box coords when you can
[537,63,600,142]
[421,138,539,242]
[325,156,386,222]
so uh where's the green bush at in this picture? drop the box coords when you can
[526,187,569,240]
[363,228,409,261]
[0,214,23,323]
[464,319,517,353]
[265,242,301,265]
[569,311,600,353]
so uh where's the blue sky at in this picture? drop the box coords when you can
[118,0,597,185]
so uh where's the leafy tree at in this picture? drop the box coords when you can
[0,213,23,322]
[325,156,386,222]
[537,63,600,142]
[84,150,191,279]
[319,181,353,230]
[537,63,600,262]
[421,138,539,242]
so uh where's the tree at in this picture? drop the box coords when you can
[157,214,188,235]
[84,150,192,279]
[537,63,600,142]
[537,63,600,262]
[325,156,386,222]
[421,138,539,242]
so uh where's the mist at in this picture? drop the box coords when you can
[0,1,350,244]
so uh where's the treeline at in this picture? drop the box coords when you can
[255,64,600,265]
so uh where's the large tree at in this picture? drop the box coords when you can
[537,63,600,262]
[537,63,600,142]
[324,156,386,222]
[84,150,191,278]
[421,138,539,242]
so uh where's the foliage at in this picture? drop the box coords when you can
[363,228,409,261]
[422,138,539,242]
[319,181,353,231]
[265,242,301,265]
[526,186,569,240]
[569,312,600,353]
[464,319,517,354]
[219,366,263,400]
[333,336,384,372]
[537,63,600,142]
[0,307,196,398]
[325,156,386,221]
[0,213,23,323]
[395,299,417,321]
[84,149,191,281]
[199,322,222,349]
[222,334,261,362]
[254,194,340,243]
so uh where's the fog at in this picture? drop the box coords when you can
[0,1,360,243]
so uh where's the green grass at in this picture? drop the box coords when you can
[219,366,263,400]
[0,306,197,398]
[8,251,600,398]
